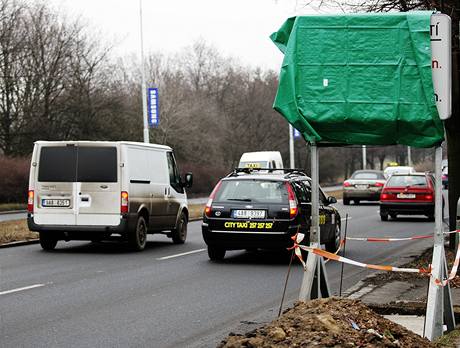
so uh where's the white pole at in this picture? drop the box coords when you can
[425,146,447,340]
[408,146,412,166]
[362,145,367,169]
[289,124,295,168]
[139,0,150,143]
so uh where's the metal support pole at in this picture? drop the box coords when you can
[362,145,366,170]
[289,124,295,168]
[407,146,412,167]
[299,142,321,301]
[139,0,150,143]
[425,146,455,340]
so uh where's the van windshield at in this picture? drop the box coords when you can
[38,146,117,182]
[214,180,288,204]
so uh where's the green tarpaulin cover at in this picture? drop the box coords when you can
[271,11,444,148]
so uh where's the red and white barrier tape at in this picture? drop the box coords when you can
[346,229,460,243]
[289,233,431,274]
[433,242,460,286]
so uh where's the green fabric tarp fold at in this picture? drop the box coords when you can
[270,11,444,148]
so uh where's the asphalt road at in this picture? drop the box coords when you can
[0,201,438,347]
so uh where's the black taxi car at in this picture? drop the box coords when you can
[202,168,341,261]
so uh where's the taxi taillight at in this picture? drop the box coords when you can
[27,190,34,213]
[204,180,222,217]
[285,183,298,219]
[121,191,129,214]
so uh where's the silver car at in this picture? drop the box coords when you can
[343,170,386,205]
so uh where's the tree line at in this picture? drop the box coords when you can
[0,0,435,198]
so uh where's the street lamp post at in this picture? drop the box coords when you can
[139,0,149,143]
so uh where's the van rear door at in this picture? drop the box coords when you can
[34,145,78,225]
[76,146,120,226]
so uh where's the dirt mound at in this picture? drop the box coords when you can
[218,298,433,348]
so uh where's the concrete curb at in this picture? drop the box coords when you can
[0,210,27,215]
[0,239,39,248]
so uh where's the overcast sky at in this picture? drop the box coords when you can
[48,0,327,71]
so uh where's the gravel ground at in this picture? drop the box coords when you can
[218,297,433,348]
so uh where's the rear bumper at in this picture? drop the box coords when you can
[202,223,300,250]
[343,190,381,200]
[380,202,434,216]
[27,214,129,237]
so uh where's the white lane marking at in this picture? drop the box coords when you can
[0,283,46,296]
[157,249,206,260]
[341,217,352,221]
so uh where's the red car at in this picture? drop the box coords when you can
[379,173,436,221]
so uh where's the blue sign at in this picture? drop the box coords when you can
[293,128,301,139]
[147,88,159,127]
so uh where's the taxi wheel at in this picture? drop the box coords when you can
[325,224,341,253]
[39,233,58,251]
[208,246,226,261]
[172,213,187,244]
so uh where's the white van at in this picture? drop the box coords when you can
[238,151,284,169]
[27,141,192,251]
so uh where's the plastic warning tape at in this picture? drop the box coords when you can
[433,242,460,287]
[346,229,460,243]
[289,233,431,274]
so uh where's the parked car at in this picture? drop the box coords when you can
[27,141,193,251]
[383,166,416,179]
[238,151,283,169]
[342,170,386,205]
[379,173,437,221]
[442,166,448,189]
[201,168,341,261]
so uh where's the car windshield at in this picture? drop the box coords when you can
[387,175,427,187]
[352,172,384,180]
[214,180,288,204]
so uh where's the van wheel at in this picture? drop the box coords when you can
[39,233,58,251]
[325,224,341,253]
[129,216,147,251]
[208,246,226,261]
[172,213,187,244]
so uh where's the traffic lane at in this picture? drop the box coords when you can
[0,205,436,348]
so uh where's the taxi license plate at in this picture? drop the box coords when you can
[232,210,266,219]
[397,193,416,199]
[42,199,71,207]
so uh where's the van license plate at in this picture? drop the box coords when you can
[42,199,71,207]
[396,193,416,199]
[232,210,266,219]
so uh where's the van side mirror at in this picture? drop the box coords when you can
[184,172,193,188]
[326,196,337,205]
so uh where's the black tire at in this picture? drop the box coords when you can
[39,233,58,251]
[390,213,397,220]
[380,213,388,221]
[343,198,350,205]
[325,224,341,252]
[354,199,360,205]
[427,215,435,221]
[129,216,147,251]
[172,212,187,244]
[208,246,226,261]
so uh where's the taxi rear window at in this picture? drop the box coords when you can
[214,180,288,204]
